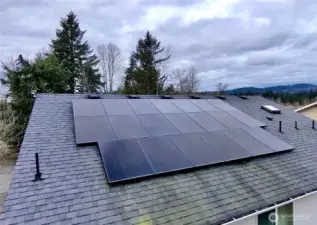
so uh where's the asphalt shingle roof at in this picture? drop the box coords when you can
[1,94,317,225]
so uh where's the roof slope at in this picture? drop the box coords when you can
[1,94,317,225]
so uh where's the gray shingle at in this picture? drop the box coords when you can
[1,94,316,225]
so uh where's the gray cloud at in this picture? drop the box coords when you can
[1,0,317,91]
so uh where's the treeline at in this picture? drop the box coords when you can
[262,90,317,105]
[0,11,201,158]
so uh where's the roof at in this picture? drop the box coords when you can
[1,94,317,225]
[295,101,317,112]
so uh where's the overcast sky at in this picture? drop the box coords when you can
[1,0,317,91]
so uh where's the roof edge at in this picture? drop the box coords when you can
[224,188,317,224]
[295,101,317,112]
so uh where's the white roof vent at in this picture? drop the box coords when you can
[261,105,281,114]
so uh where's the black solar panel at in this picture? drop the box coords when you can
[127,99,160,114]
[201,131,252,161]
[150,99,183,113]
[101,99,135,115]
[170,99,201,112]
[72,99,106,117]
[207,111,249,129]
[243,127,294,152]
[72,99,294,184]
[171,133,227,166]
[190,99,221,111]
[99,139,154,183]
[187,112,227,131]
[109,115,150,139]
[164,113,205,133]
[138,114,180,136]
[74,116,116,144]
[138,136,192,173]
[207,99,238,111]
[227,110,266,127]
[221,129,275,156]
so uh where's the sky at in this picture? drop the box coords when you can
[1,0,317,91]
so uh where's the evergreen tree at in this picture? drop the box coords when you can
[123,31,170,94]
[51,11,101,93]
[1,54,69,118]
[124,54,137,93]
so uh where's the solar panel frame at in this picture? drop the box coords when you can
[74,116,116,144]
[164,113,205,134]
[98,139,154,183]
[137,136,192,173]
[108,115,150,139]
[101,99,135,115]
[221,129,275,156]
[138,114,180,136]
[72,99,106,117]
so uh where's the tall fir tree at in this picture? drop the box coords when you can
[51,11,101,93]
[124,31,170,94]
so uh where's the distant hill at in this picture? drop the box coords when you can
[228,83,317,94]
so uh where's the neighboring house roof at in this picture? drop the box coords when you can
[1,94,317,225]
[295,101,317,112]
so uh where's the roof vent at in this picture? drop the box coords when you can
[239,95,248,100]
[160,95,173,99]
[88,93,100,99]
[189,95,201,99]
[261,105,281,114]
[217,96,226,100]
[127,95,140,99]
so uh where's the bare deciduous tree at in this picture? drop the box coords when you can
[173,66,200,94]
[97,43,123,93]
[97,45,108,93]
[156,45,171,95]
[216,82,228,96]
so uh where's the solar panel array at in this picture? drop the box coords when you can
[72,98,294,183]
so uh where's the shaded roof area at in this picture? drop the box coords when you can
[1,94,317,225]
